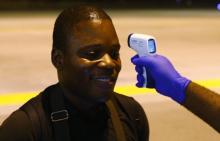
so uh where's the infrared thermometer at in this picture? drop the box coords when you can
[128,33,157,87]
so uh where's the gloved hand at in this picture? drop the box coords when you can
[131,54,191,104]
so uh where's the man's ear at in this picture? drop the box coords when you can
[51,49,65,70]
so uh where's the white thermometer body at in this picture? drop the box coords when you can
[128,33,157,87]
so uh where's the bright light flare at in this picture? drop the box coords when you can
[217,3,220,11]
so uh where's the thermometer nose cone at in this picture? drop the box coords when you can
[127,33,134,48]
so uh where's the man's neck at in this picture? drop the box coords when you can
[58,83,101,113]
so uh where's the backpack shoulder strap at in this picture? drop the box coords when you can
[113,92,138,120]
[20,92,53,141]
[114,92,150,140]
[113,93,143,138]
[48,84,71,141]
[20,96,41,141]
[106,99,126,141]
[19,84,71,141]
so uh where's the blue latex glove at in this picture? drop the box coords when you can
[131,54,191,104]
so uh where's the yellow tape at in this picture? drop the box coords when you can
[0,92,37,105]
[196,79,220,88]
[114,86,156,96]
[1,79,220,105]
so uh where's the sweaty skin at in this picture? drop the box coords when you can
[52,19,121,112]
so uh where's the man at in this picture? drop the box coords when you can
[0,6,149,141]
[131,54,220,133]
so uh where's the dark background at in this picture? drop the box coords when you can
[0,0,219,11]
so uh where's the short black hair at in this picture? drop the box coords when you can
[52,5,111,52]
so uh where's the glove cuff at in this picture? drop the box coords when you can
[172,77,191,104]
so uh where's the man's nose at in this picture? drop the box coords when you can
[98,54,116,69]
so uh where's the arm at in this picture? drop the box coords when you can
[183,82,220,132]
[131,54,220,133]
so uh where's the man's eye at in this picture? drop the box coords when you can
[110,51,120,59]
[85,50,101,60]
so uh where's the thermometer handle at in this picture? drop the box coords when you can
[142,66,148,87]
[138,54,148,87]
[128,33,157,88]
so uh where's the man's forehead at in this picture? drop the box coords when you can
[66,19,119,51]
[72,19,114,35]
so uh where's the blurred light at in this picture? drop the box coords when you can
[217,3,220,10]
[176,0,182,5]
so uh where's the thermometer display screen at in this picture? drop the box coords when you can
[148,39,156,53]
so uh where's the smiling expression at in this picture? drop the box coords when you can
[57,19,121,102]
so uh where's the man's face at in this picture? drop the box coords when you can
[61,19,121,102]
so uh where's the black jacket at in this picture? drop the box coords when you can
[0,84,149,141]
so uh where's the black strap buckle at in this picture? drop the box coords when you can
[51,110,69,122]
